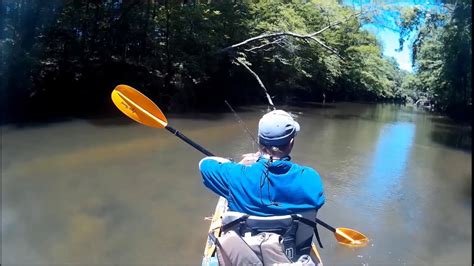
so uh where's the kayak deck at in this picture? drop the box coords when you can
[201,196,323,265]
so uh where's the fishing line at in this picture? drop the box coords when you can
[224,100,260,149]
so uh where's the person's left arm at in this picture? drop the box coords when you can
[199,157,234,197]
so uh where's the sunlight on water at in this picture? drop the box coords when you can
[365,122,416,205]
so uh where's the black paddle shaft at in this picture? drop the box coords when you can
[165,126,215,157]
[316,218,336,233]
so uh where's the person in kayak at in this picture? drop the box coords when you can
[199,110,325,264]
[199,109,325,217]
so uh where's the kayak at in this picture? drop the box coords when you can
[201,196,323,265]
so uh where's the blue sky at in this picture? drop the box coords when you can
[342,0,444,72]
[362,24,415,72]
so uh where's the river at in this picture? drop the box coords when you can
[2,103,471,265]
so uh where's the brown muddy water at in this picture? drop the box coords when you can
[2,103,471,265]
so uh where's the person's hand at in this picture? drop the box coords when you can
[238,151,261,165]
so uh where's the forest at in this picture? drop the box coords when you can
[0,0,471,123]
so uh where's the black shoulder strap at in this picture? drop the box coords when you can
[221,215,250,232]
[208,215,249,246]
[292,215,324,249]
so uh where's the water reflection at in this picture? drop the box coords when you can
[365,122,416,205]
[431,123,472,151]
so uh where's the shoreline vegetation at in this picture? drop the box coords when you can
[1,1,471,125]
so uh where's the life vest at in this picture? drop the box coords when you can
[209,211,323,265]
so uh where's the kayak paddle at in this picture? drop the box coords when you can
[315,217,368,247]
[111,84,369,247]
[111,84,213,156]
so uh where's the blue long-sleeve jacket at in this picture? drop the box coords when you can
[199,156,325,216]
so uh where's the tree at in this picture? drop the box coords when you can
[399,1,471,120]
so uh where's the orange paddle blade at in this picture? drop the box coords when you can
[111,84,168,128]
[335,227,369,247]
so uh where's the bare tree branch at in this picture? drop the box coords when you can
[307,35,344,60]
[245,37,286,52]
[221,32,293,52]
[221,11,362,57]
[220,11,362,108]
[309,12,362,37]
[235,57,276,110]
[222,31,345,60]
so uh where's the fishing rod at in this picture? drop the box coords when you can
[224,100,259,149]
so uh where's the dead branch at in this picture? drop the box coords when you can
[235,57,276,110]
[221,32,295,53]
[245,37,286,52]
[310,12,362,37]
[221,12,362,108]
[307,35,344,60]
[221,12,362,58]
[223,31,345,60]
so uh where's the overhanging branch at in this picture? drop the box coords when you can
[222,31,345,60]
[220,12,362,60]
[235,57,276,110]
[220,11,363,108]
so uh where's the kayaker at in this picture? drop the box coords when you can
[199,109,325,216]
[199,110,325,265]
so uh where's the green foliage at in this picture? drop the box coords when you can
[399,2,471,120]
[233,0,404,102]
[4,0,463,123]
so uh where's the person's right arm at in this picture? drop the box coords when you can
[303,167,325,210]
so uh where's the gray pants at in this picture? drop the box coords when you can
[216,231,316,266]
